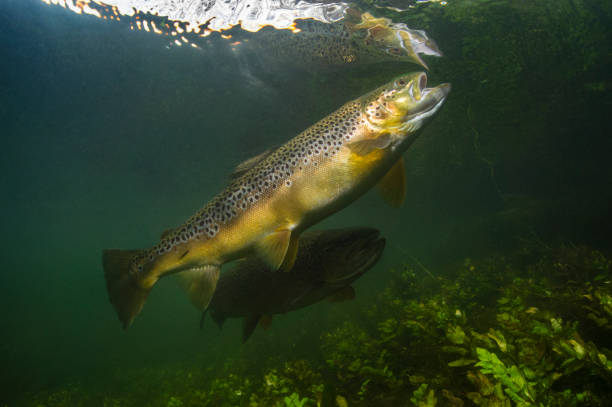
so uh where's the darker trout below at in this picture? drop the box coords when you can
[203,227,385,342]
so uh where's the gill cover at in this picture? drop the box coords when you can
[362,72,428,129]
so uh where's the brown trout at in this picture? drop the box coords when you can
[241,10,442,70]
[103,72,450,328]
[204,227,385,342]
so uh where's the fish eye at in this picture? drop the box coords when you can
[388,47,402,55]
[398,79,406,86]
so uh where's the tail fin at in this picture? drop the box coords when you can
[102,249,151,329]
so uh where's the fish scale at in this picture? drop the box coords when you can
[143,101,363,266]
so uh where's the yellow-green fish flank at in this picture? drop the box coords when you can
[103,72,450,328]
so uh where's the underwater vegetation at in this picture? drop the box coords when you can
[320,243,612,406]
[19,243,612,406]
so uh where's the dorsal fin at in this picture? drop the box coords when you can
[160,228,175,240]
[230,148,275,181]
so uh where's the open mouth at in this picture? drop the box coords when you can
[404,73,451,122]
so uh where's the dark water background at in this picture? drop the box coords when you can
[1,0,611,405]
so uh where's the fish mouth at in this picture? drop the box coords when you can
[372,73,450,133]
[323,228,386,284]
[405,73,451,122]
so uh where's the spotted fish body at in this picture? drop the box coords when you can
[103,72,450,328]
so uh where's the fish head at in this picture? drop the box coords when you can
[309,227,386,285]
[361,72,451,139]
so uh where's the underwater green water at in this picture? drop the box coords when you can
[1,0,611,405]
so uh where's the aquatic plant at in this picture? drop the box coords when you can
[283,392,310,407]
[165,396,183,407]
[410,384,438,407]
[319,244,612,405]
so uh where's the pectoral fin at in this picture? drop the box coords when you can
[376,157,406,208]
[178,265,220,311]
[327,286,356,302]
[348,134,391,156]
[256,229,298,271]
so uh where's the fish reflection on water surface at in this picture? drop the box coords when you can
[103,72,450,329]
[238,9,442,71]
[203,227,386,342]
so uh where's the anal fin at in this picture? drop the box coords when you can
[376,157,406,208]
[243,314,262,343]
[202,309,227,330]
[178,265,220,311]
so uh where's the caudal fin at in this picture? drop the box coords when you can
[102,249,151,329]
